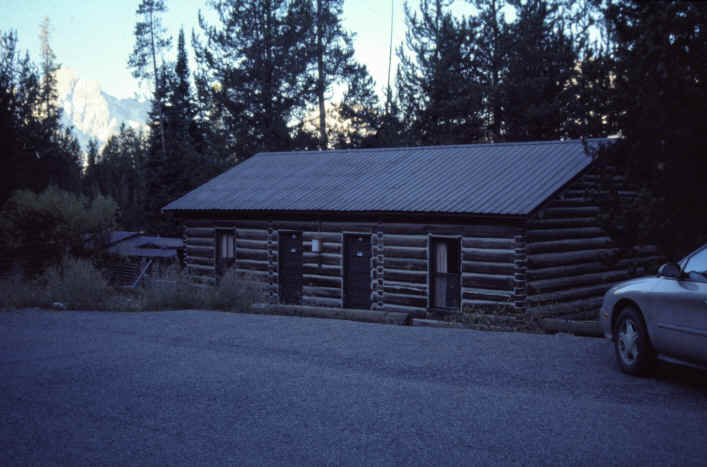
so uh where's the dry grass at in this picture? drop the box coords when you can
[0,257,263,313]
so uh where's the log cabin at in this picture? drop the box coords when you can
[163,138,658,318]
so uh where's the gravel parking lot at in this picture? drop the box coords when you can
[1,309,705,466]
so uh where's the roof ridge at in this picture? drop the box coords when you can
[255,137,614,157]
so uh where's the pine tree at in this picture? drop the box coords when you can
[397,0,483,145]
[310,0,357,149]
[193,0,315,160]
[128,0,172,159]
[501,0,578,141]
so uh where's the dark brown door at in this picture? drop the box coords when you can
[344,234,371,309]
[279,231,302,304]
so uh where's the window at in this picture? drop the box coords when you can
[430,237,460,309]
[684,247,707,282]
[216,230,235,273]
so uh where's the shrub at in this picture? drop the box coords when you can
[0,270,47,310]
[39,256,113,310]
[140,265,264,312]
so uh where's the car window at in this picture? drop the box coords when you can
[684,247,707,282]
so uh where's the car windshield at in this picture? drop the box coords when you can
[683,245,707,281]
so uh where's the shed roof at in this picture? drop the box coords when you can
[163,138,612,216]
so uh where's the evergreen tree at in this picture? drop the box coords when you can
[600,0,707,257]
[193,0,315,160]
[468,0,511,141]
[310,0,357,149]
[501,0,578,141]
[128,0,172,159]
[397,0,483,145]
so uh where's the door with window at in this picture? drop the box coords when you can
[430,237,460,310]
[216,230,235,274]
[279,231,303,305]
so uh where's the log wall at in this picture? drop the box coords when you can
[181,217,523,318]
[525,170,661,316]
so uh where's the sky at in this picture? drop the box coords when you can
[0,0,476,101]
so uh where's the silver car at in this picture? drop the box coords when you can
[600,243,707,375]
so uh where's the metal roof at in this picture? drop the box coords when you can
[163,138,612,216]
[105,234,183,258]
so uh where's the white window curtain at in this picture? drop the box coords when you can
[220,232,235,259]
[433,241,448,307]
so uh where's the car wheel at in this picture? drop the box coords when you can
[614,306,655,376]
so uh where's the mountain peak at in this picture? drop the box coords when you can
[55,66,149,149]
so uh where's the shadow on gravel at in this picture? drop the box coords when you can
[654,361,707,393]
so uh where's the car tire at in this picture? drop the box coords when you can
[614,306,655,376]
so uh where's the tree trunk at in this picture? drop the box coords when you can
[149,8,167,159]
[317,0,328,150]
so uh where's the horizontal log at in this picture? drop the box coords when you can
[303,274,342,288]
[462,237,515,250]
[462,273,515,291]
[526,237,613,254]
[302,296,343,308]
[540,206,600,218]
[527,217,597,229]
[236,228,268,240]
[303,232,342,243]
[461,299,516,313]
[303,264,342,276]
[237,248,268,262]
[541,319,602,337]
[526,262,605,281]
[184,237,214,247]
[236,239,268,250]
[250,304,410,324]
[526,296,604,317]
[382,303,427,318]
[187,255,214,266]
[303,241,341,254]
[462,288,513,302]
[528,283,611,305]
[528,269,629,294]
[236,269,269,280]
[383,282,427,296]
[383,223,518,237]
[526,227,604,242]
[187,263,215,272]
[548,197,597,207]
[185,245,214,256]
[383,234,427,248]
[528,248,619,268]
[383,292,427,308]
[185,228,214,238]
[384,246,427,260]
[303,285,342,299]
[462,248,516,263]
[302,252,341,266]
[383,268,427,284]
[462,261,516,275]
[383,257,427,271]
[237,259,269,271]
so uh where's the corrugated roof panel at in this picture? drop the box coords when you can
[163,138,612,215]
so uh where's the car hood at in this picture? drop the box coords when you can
[607,276,657,296]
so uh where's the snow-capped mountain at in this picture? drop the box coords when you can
[55,67,149,149]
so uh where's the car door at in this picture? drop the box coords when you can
[652,246,707,363]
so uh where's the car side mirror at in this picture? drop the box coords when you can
[658,262,682,278]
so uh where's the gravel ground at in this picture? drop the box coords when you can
[1,309,706,466]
